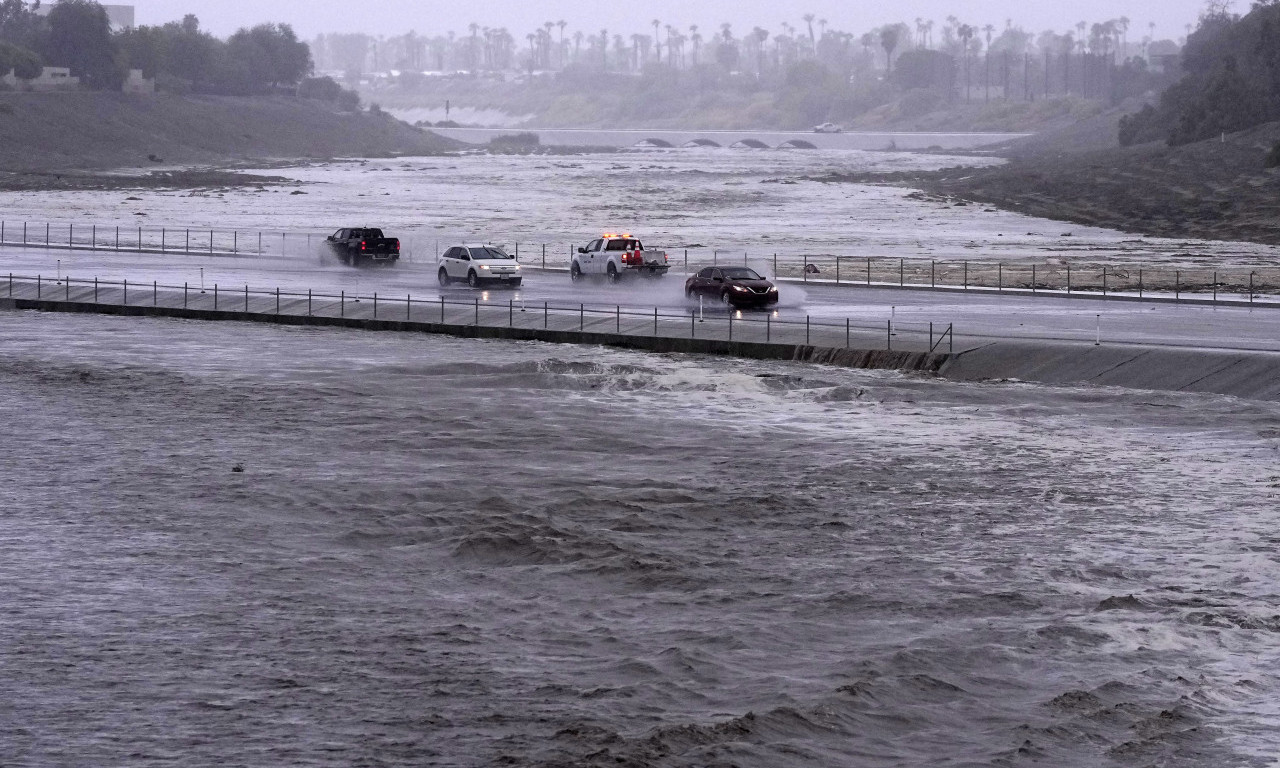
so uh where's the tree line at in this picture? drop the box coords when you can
[1120,0,1280,146]
[0,0,320,96]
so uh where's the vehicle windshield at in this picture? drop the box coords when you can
[361,229,383,239]
[721,268,763,280]
[469,247,514,260]
[605,239,640,251]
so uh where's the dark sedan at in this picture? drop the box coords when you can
[685,266,779,308]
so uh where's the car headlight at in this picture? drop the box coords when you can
[514,264,521,269]
[731,284,749,291]
[479,265,490,270]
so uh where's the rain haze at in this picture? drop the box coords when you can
[5,0,1280,765]
[138,0,1209,40]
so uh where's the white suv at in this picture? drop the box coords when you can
[438,245,522,288]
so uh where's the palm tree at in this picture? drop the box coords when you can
[880,26,899,74]
[753,26,769,75]
[468,22,479,70]
[958,24,975,100]
[803,13,816,51]
[690,24,700,65]
[557,20,567,68]
[600,28,608,70]
[983,24,995,101]
[652,19,661,63]
[573,30,583,63]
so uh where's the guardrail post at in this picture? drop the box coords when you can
[998,263,1003,292]
[258,232,262,254]
[184,282,188,308]
[69,223,72,248]
[234,231,237,254]
[92,224,96,251]
[950,323,954,354]
[845,318,849,348]
[115,226,119,250]
[161,228,165,252]
[37,274,41,298]
[545,301,548,329]
[93,276,97,303]
[887,319,892,350]
[728,311,733,341]
[579,303,584,331]
[773,253,777,277]
[276,287,280,314]
[654,307,658,335]
[806,315,810,345]
[931,260,935,289]
[509,298,513,327]
[836,256,840,284]
[803,254,807,281]
[374,293,378,319]
[440,295,445,323]
[1066,263,1071,293]
[123,278,127,305]
[1175,270,1180,301]
[66,275,69,300]
[407,293,411,321]
[185,229,189,253]
[341,290,345,317]
[1213,271,1218,304]
[929,322,933,350]
[542,244,546,269]
[45,222,49,245]
[899,259,904,287]
[22,221,25,244]
[308,289,312,315]
[474,298,479,326]
[214,284,218,310]
[244,285,248,313]
[867,257,871,285]
[1250,271,1254,304]
[153,281,157,306]
[1138,268,1143,298]
[691,310,695,338]
[1032,265,1036,293]
[615,304,620,333]
[767,314,771,342]
[137,227,141,252]
[1102,266,1108,296]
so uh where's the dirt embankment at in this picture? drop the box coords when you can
[0,92,462,185]
[819,109,1280,246]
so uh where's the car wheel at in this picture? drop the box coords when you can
[685,286,695,299]
[570,262,582,282]
[438,268,450,286]
[467,270,481,288]
[606,264,619,283]
[720,290,733,306]
[510,279,522,288]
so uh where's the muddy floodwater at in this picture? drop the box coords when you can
[2,311,1279,766]
[4,147,1280,269]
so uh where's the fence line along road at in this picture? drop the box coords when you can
[0,273,955,372]
[6,220,1278,306]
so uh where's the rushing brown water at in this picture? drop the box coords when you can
[2,310,1278,767]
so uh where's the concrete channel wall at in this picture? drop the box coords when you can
[7,281,1280,401]
[0,293,949,375]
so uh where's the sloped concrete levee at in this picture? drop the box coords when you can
[941,341,1280,400]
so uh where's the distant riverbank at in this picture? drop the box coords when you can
[0,93,461,178]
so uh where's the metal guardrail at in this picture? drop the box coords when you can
[5,220,1277,306]
[3,272,953,354]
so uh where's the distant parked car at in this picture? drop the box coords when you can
[813,122,843,133]
[685,266,779,308]
[438,244,522,288]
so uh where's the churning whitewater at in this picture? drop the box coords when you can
[1,311,1279,767]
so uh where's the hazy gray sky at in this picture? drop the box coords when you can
[134,0,1212,42]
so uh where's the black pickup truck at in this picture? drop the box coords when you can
[325,227,400,266]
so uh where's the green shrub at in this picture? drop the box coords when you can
[1266,141,1280,168]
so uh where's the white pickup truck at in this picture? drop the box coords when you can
[570,234,670,282]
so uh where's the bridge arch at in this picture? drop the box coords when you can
[778,139,817,149]
[730,138,769,149]
[634,138,674,148]
[682,138,722,148]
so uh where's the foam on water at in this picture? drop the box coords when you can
[2,310,1279,766]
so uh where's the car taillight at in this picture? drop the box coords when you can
[393,240,400,251]
[360,241,366,250]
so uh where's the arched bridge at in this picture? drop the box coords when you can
[429,127,1029,151]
